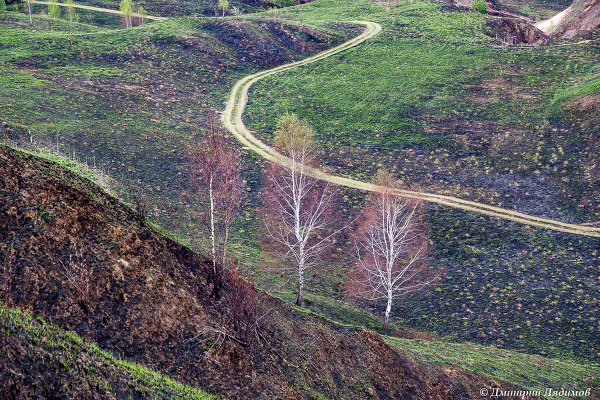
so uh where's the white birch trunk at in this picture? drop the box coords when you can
[209,175,217,278]
[297,244,305,306]
[27,0,33,24]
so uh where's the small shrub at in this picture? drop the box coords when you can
[48,0,61,19]
[61,246,95,313]
[519,5,531,15]
[229,266,258,348]
[472,0,487,14]
[134,191,148,227]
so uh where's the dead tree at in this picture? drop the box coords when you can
[61,246,95,314]
[348,170,437,331]
[187,116,244,298]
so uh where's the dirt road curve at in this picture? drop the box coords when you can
[21,5,597,237]
[222,20,600,238]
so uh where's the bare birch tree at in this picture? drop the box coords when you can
[26,0,33,24]
[218,0,228,16]
[187,116,244,299]
[348,170,437,331]
[137,5,147,24]
[263,113,338,306]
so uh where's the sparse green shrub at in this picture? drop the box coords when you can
[519,5,531,15]
[262,0,292,8]
[231,5,242,16]
[472,0,486,14]
[48,0,61,18]
[218,0,228,16]
[0,0,7,14]
[65,0,77,22]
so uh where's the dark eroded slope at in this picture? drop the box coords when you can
[0,145,541,399]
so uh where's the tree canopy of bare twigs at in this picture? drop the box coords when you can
[348,170,438,331]
[61,245,95,313]
[187,116,244,298]
[263,113,338,306]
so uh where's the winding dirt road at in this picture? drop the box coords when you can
[20,4,599,237]
[222,20,600,238]
[30,0,167,21]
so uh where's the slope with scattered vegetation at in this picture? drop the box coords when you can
[385,336,600,400]
[0,306,216,400]
[0,144,549,399]
[0,10,357,241]
[1,0,600,392]
[535,0,600,37]
[237,0,600,363]
[245,0,600,224]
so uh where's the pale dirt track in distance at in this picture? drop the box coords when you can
[30,0,167,20]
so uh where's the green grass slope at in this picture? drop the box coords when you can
[245,0,600,223]
[24,0,318,19]
[385,336,599,400]
[0,306,216,400]
[0,10,355,239]
[4,143,600,399]
[2,0,600,376]
[234,0,600,364]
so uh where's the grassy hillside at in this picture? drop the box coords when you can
[0,10,355,242]
[1,144,548,399]
[2,0,600,385]
[385,336,600,400]
[4,143,600,399]
[0,306,216,399]
[245,0,600,223]
[491,0,571,19]
[37,0,315,18]
[235,0,600,363]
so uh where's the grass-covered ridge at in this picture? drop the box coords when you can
[236,0,600,364]
[548,71,600,120]
[2,144,550,400]
[0,306,217,399]
[385,335,599,400]
[0,10,354,238]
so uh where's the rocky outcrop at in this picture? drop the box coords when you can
[448,0,550,45]
[535,0,600,38]
[485,17,550,45]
